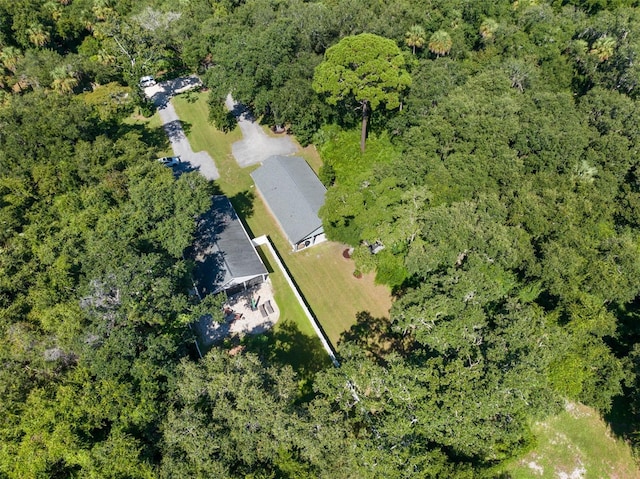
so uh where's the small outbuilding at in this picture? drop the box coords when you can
[251,156,327,251]
[191,195,268,296]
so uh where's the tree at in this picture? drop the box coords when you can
[428,30,452,57]
[0,88,213,477]
[479,18,499,43]
[161,351,307,478]
[590,35,616,62]
[0,46,22,73]
[26,23,50,47]
[405,25,425,55]
[92,13,173,108]
[50,64,79,94]
[313,33,411,152]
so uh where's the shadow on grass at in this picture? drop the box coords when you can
[243,319,332,400]
[338,311,412,365]
[118,122,170,151]
[181,89,202,104]
[162,119,192,142]
[605,393,639,450]
[230,190,255,220]
[254,246,275,274]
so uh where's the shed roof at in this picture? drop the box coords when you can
[251,156,326,245]
[192,196,267,295]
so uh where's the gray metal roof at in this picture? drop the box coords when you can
[192,196,267,295]
[251,156,326,245]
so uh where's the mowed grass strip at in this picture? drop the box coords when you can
[171,91,392,347]
[506,402,639,479]
[254,245,316,339]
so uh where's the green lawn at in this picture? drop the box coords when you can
[505,402,639,479]
[171,92,392,348]
[172,94,249,196]
[254,245,316,338]
[298,144,323,175]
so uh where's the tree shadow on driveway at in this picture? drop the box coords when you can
[162,120,192,142]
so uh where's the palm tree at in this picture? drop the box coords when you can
[570,39,589,64]
[0,46,22,73]
[44,1,63,21]
[573,160,597,183]
[590,35,616,62]
[479,18,499,42]
[51,64,79,94]
[26,23,50,47]
[405,25,426,55]
[94,48,115,66]
[428,30,452,57]
[92,5,115,22]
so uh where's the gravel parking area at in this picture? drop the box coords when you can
[225,94,298,167]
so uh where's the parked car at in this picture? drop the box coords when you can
[158,156,181,167]
[139,75,156,88]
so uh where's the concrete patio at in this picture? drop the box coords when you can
[194,279,280,347]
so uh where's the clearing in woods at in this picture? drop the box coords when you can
[505,402,639,479]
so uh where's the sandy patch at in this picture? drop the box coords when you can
[557,463,586,479]
[528,460,544,475]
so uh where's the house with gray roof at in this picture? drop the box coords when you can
[251,156,327,251]
[191,195,268,296]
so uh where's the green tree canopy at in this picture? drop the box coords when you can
[313,33,411,152]
[405,24,426,54]
[428,30,452,57]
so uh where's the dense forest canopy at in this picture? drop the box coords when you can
[1,0,640,477]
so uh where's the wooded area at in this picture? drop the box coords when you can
[1,0,640,477]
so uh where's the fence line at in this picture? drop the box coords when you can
[253,235,340,367]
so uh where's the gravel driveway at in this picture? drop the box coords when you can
[225,94,298,167]
[145,76,220,181]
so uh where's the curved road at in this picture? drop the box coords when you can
[145,77,220,181]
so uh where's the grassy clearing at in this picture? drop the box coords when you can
[171,94,248,196]
[261,238,391,346]
[124,107,163,129]
[171,91,392,348]
[506,402,639,479]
